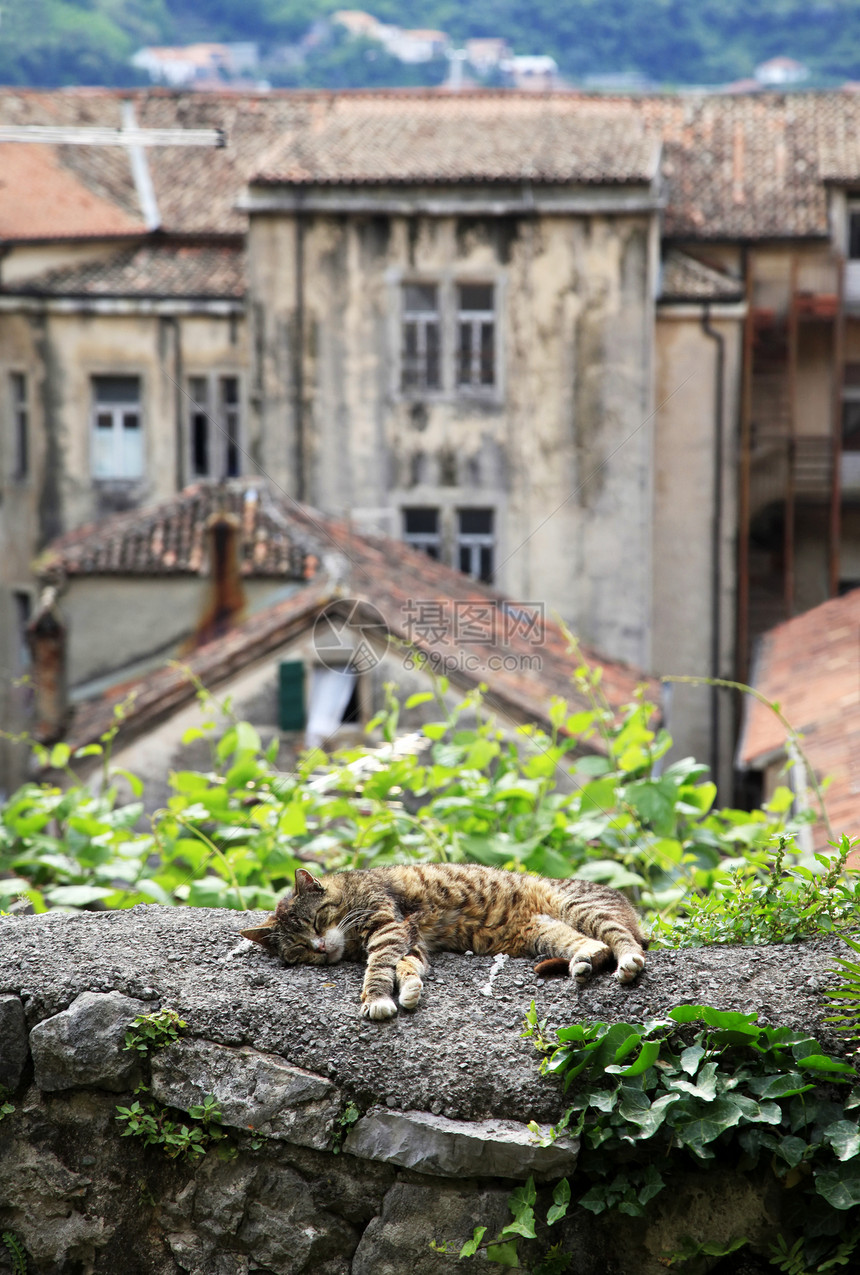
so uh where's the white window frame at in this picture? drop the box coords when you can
[457,508,495,583]
[9,371,29,481]
[91,376,143,480]
[456,283,496,391]
[188,373,242,481]
[401,284,441,394]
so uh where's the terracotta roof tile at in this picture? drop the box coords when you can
[8,243,245,299]
[253,93,660,186]
[3,88,860,243]
[737,589,860,848]
[38,482,313,579]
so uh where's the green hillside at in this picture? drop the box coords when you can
[1,0,859,89]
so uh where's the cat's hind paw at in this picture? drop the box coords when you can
[614,952,646,984]
[397,975,423,1010]
[361,995,398,1021]
[569,940,611,985]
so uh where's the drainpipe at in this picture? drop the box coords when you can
[294,197,306,502]
[701,305,725,787]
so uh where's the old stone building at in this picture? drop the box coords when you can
[1,87,859,795]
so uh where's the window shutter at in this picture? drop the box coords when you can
[278,661,306,731]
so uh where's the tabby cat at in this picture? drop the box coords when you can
[241,863,647,1020]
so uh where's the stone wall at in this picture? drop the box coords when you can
[0,906,848,1275]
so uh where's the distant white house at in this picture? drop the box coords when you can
[465,38,511,75]
[754,56,809,86]
[131,43,259,86]
[500,55,560,90]
[330,10,449,63]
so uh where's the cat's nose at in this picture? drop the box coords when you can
[311,937,327,952]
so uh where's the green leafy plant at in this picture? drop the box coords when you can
[123,1009,186,1057]
[529,1003,860,1272]
[115,1093,226,1161]
[331,1101,361,1153]
[826,936,860,1050]
[0,672,814,931]
[1,1231,27,1275]
[652,833,860,948]
[432,1176,572,1268]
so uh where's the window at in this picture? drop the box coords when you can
[188,374,241,480]
[850,209,860,260]
[305,667,360,749]
[843,363,860,451]
[403,507,441,559]
[91,376,143,479]
[13,590,31,671]
[9,373,28,479]
[457,284,495,389]
[457,508,494,583]
[401,284,440,392]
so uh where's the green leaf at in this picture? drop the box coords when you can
[45,884,114,907]
[111,767,144,798]
[680,1044,705,1075]
[459,1226,487,1258]
[404,692,434,709]
[823,1120,860,1162]
[50,743,71,769]
[814,1164,860,1210]
[486,1241,520,1267]
[606,1039,660,1077]
[546,1177,570,1225]
[422,722,448,741]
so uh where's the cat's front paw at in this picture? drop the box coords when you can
[569,940,611,985]
[361,995,398,1021]
[397,975,423,1010]
[614,952,646,984]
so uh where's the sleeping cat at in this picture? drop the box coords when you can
[241,863,647,1020]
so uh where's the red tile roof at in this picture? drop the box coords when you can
[3,88,860,244]
[54,481,655,753]
[253,93,661,186]
[0,142,144,240]
[8,243,245,299]
[38,482,314,579]
[737,589,860,848]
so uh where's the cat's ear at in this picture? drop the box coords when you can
[241,917,277,950]
[294,868,325,896]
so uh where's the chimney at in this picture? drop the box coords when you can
[27,587,68,743]
[191,511,247,647]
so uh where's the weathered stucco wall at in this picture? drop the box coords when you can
[248,205,657,669]
[653,309,743,791]
[0,906,848,1275]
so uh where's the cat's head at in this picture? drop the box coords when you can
[241,868,335,966]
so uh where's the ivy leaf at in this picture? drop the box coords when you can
[546,1178,571,1225]
[606,1039,661,1078]
[822,1120,860,1162]
[680,1044,705,1076]
[459,1226,487,1258]
[486,1241,520,1266]
[814,1164,860,1210]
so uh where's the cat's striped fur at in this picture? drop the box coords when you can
[241,863,647,1020]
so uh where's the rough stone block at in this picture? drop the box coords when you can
[352,1182,511,1275]
[344,1108,579,1179]
[28,991,149,1092]
[163,1155,357,1274]
[150,1038,340,1150]
[0,994,29,1090]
